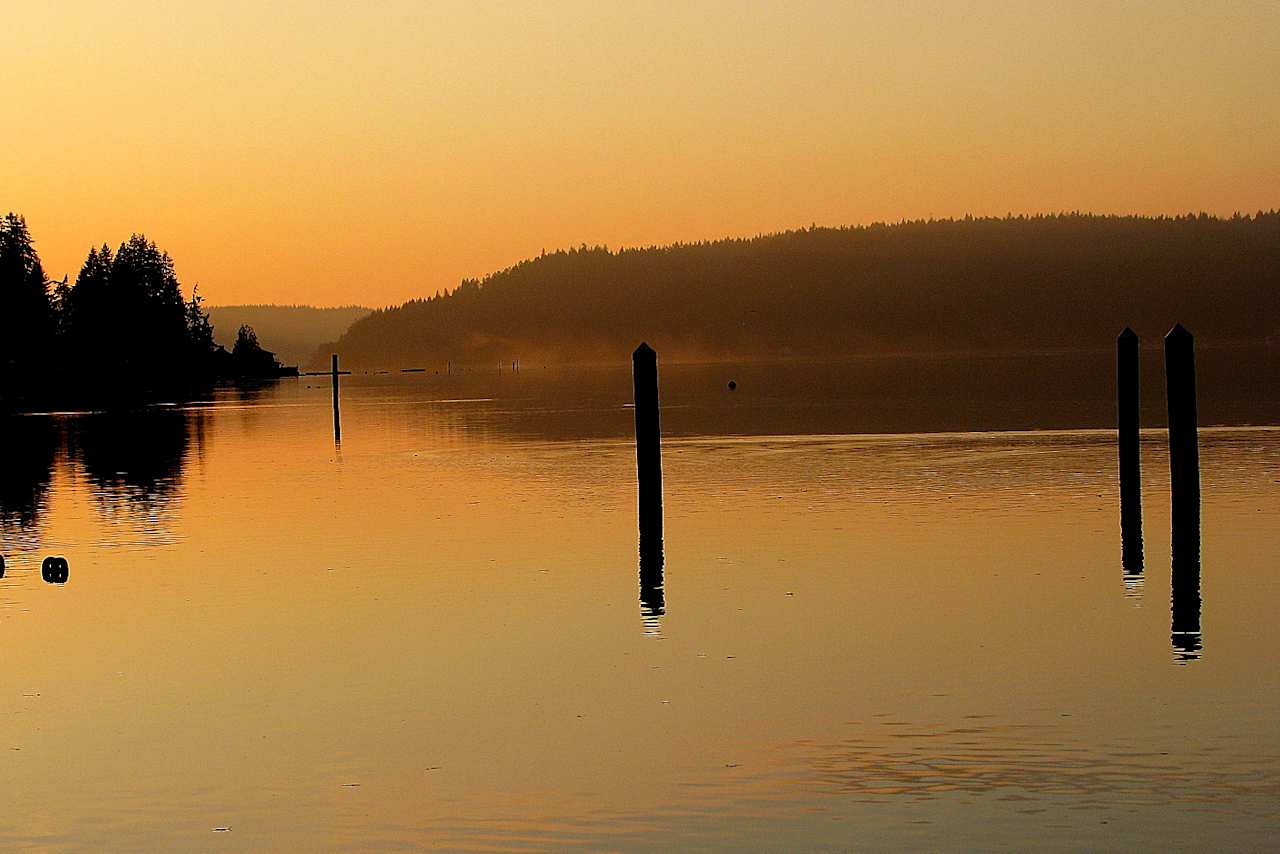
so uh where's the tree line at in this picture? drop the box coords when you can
[319,212,1279,369]
[1,213,284,406]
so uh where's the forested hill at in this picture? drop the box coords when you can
[319,213,1279,369]
[208,304,370,367]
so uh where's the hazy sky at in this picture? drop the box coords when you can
[4,1,1277,307]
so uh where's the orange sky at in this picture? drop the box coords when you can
[4,1,1277,308]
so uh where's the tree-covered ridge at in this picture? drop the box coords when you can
[207,304,371,367]
[321,212,1279,368]
[1,215,286,406]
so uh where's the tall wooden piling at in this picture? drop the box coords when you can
[632,342,663,564]
[1164,324,1199,537]
[331,353,342,443]
[1165,323,1200,652]
[1117,327,1143,572]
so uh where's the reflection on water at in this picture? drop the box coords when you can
[639,550,665,635]
[804,717,1280,808]
[0,407,205,554]
[313,349,1278,443]
[70,409,198,501]
[1121,508,1143,576]
[1171,515,1203,661]
[1122,568,1145,602]
[0,416,57,542]
[0,368,1276,850]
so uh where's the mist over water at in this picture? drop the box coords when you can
[1,361,1277,850]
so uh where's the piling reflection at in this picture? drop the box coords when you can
[1121,520,1143,577]
[1170,504,1202,660]
[639,547,665,635]
[1122,567,1144,601]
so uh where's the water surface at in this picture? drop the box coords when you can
[1,363,1277,850]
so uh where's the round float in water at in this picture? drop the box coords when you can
[41,556,69,584]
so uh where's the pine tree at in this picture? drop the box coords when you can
[0,213,52,378]
[232,324,261,356]
[66,244,115,361]
[110,235,187,368]
[185,285,216,355]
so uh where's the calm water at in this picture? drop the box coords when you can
[1,362,1278,851]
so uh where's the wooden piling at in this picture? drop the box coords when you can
[632,342,663,563]
[1164,323,1200,651]
[1164,324,1199,538]
[331,353,341,443]
[1117,328,1142,572]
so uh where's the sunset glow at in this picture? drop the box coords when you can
[5,1,1277,306]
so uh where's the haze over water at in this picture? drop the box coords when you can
[2,364,1277,850]
[5,0,1277,847]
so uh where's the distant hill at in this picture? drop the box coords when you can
[208,305,371,367]
[315,213,1279,370]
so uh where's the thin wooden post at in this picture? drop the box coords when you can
[331,353,341,444]
[632,343,663,564]
[1117,327,1142,572]
[1165,323,1200,654]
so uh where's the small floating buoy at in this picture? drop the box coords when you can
[41,556,69,584]
[727,380,737,391]
[0,555,5,578]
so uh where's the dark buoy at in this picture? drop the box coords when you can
[727,380,737,391]
[41,556,69,584]
[0,555,5,578]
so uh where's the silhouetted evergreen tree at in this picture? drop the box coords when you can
[231,324,282,376]
[59,234,220,385]
[2,215,297,408]
[65,244,114,361]
[232,324,261,356]
[50,276,72,338]
[185,285,215,352]
[109,234,188,372]
[0,213,52,383]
